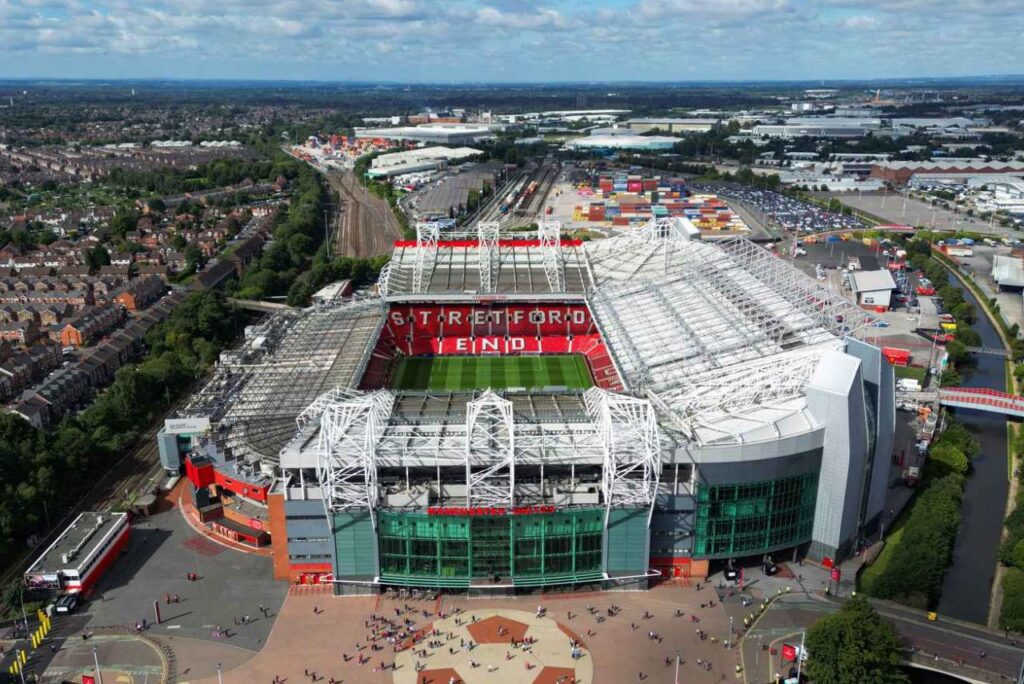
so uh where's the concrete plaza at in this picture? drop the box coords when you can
[182,585,742,684]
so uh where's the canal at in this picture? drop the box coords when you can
[936,272,1010,624]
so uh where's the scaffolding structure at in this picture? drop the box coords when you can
[412,222,440,294]
[377,230,592,297]
[183,300,385,466]
[318,389,395,521]
[477,221,501,294]
[537,220,564,293]
[465,390,515,508]
[585,388,662,515]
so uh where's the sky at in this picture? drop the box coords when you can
[0,0,1022,83]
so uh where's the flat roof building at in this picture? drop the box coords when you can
[367,146,483,179]
[25,511,129,594]
[993,255,1024,289]
[564,134,678,151]
[752,124,870,140]
[625,118,718,134]
[849,269,897,308]
[356,126,495,146]
[871,161,1024,186]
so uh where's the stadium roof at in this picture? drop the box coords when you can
[581,224,872,443]
[183,300,384,466]
[185,215,881,498]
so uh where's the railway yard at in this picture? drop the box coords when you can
[326,170,405,258]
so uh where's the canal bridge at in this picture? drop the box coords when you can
[939,387,1024,418]
[902,388,1024,418]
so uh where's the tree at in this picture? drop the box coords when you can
[109,208,140,238]
[928,443,969,476]
[184,245,206,271]
[85,245,111,270]
[944,339,969,366]
[805,595,908,684]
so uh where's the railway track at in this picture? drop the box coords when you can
[0,394,188,604]
[327,170,403,258]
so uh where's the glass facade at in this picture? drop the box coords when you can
[378,508,605,586]
[693,472,818,558]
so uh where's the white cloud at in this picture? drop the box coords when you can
[0,0,1021,80]
[843,14,877,29]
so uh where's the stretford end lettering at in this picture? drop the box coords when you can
[426,505,557,517]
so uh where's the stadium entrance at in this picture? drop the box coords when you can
[377,508,606,588]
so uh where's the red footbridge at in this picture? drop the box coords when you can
[938,387,1024,418]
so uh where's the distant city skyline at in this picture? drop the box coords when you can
[1,0,1022,83]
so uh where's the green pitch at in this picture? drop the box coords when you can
[390,355,594,392]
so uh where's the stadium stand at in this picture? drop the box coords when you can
[362,303,623,390]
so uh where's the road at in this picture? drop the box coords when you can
[825,191,1024,239]
[325,170,404,258]
[0,393,184,680]
[739,593,1024,684]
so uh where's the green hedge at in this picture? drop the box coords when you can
[866,473,965,609]
[1001,568,1024,632]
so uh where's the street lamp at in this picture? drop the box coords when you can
[92,646,104,684]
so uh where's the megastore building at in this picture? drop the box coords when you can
[159,217,894,592]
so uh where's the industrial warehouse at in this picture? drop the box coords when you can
[158,218,895,593]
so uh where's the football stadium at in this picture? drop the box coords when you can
[159,217,895,592]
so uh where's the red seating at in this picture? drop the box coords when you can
[361,303,625,390]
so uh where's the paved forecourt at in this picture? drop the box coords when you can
[394,608,591,684]
[391,355,593,391]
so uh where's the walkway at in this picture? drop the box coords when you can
[939,387,1024,418]
[227,298,292,313]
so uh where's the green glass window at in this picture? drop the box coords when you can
[376,508,605,585]
[693,472,818,558]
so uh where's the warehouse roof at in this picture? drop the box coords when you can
[874,161,1024,172]
[993,255,1024,288]
[849,269,897,293]
[564,135,678,150]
